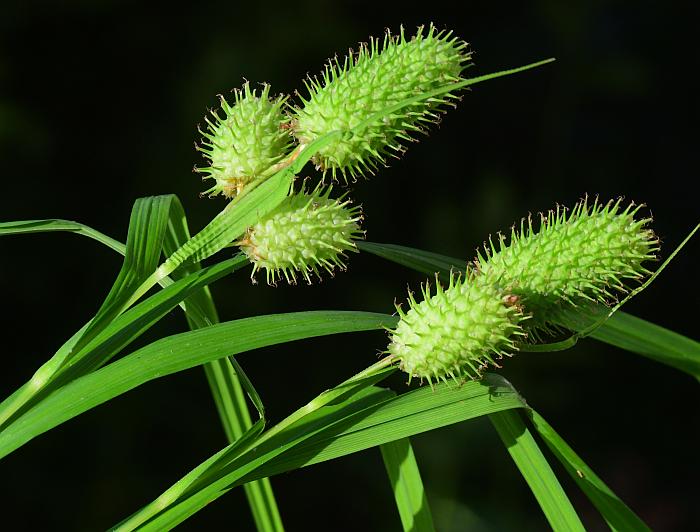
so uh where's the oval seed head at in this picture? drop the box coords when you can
[293,24,471,181]
[238,186,364,285]
[476,198,659,333]
[196,82,292,198]
[388,272,525,386]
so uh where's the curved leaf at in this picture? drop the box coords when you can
[161,198,284,532]
[117,374,526,531]
[0,218,125,254]
[0,311,396,460]
[0,196,184,427]
[489,410,585,531]
[381,438,435,532]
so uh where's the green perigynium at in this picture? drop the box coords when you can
[476,198,659,332]
[196,82,292,198]
[238,186,363,285]
[388,198,658,383]
[388,272,525,384]
[293,24,471,181]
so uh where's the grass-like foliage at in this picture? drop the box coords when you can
[1,23,698,531]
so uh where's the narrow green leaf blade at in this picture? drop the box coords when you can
[226,357,266,422]
[381,438,435,532]
[114,419,267,531]
[580,309,699,379]
[0,198,181,427]
[58,256,248,379]
[161,195,221,324]
[528,410,651,532]
[489,410,585,532]
[212,376,520,490]
[0,218,125,253]
[116,361,396,531]
[118,374,525,531]
[1,205,286,532]
[0,311,395,459]
[69,195,177,361]
[0,322,90,428]
[265,375,522,476]
[161,197,284,532]
[1,256,247,430]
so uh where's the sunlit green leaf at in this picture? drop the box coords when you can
[489,410,585,531]
[381,438,435,532]
[0,311,395,460]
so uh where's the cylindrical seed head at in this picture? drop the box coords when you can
[293,24,471,181]
[238,186,364,285]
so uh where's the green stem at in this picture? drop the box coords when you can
[173,260,283,530]
[201,355,284,532]
[0,321,90,428]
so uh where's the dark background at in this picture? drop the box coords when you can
[1,1,697,530]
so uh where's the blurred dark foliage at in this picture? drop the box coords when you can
[1,1,697,530]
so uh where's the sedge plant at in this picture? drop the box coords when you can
[1,23,698,531]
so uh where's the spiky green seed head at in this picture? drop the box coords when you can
[238,186,364,285]
[476,198,659,332]
[293,24,471,181]
[388,272,525,385]
[196,82,292,198]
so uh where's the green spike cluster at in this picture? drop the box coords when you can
[292,24,471,181]
[196,82,292,198]
[475,198,659,332]
[238,186,364,285]
[388,198,658,384]
[388,272,525,385]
